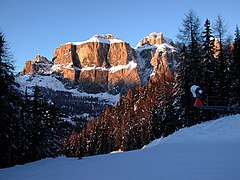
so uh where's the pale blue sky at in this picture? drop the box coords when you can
[1,0,239,72]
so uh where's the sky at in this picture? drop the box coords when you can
[1,0,239,73]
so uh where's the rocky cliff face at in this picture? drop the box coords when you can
[20,33,177,94]
[20,55,52,75]
[135,32,177,83]
[50,34,140,94]
[137,32,164,47]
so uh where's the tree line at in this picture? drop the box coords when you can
[63,78,179,157]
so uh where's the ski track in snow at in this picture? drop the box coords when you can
[1,115,240,180]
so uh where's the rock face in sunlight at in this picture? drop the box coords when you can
[51,34,140,94]
[20,60,33,75]
[108,42,135,66]
[135,32,177,81]
[20,55,52,75]
[19,33,177,94]
[137,32,165,47]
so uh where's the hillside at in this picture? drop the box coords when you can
[15,75,119,119]
[1,115,240,180]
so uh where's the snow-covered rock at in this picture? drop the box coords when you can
[52,34,139,94]
[65,34,124,45]
[20,55,52,75]
[135,32,178,84]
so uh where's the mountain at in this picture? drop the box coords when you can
[135,32,177,84]
[1,115,240,180]
[19,54,53,75]
[17,33,177,118]
[51,34,139,94]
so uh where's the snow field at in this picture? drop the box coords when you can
[1,115,240,180]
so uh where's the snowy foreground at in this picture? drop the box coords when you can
[1,115,240,180]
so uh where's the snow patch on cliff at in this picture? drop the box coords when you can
[66,34,124,45]
[108,60,137,73]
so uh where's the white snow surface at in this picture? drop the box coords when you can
[1,115,240,180]
[65,34,124,46]
[136,43,176,52]
[51,61,137,74]
[15,75,120,105]
[108,60,137,73]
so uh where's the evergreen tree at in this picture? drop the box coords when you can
[230,25,240,106]
[0,32,20,168]
[177,9,203,84]
[213,15,227,59]
[200,19,218,119]
[152,79,176,137]
[18,86,69,164]
[201,18,216,90]
[213,15,228,98]
[176,10,203,124]
[177,9,202,45]
[173,44,191,124]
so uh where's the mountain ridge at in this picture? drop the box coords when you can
[19,32,177,94]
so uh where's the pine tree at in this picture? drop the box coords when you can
[18,86,69,163]
[176,10,203,124]
[230,25,240,106]
[177,9,202,45]
[0,32,20,168]
[173,44,192,124]
[213,15,228,98]
[201,18,216,95]
[200,19,216,96]
[200,19,217,119]
[152,79,176,137]
[177,9,203,84]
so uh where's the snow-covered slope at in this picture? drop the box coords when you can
[15,75,119,105]
[15,75,120,119]
[1,115,240,180]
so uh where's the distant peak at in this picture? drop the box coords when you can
[34,54,51,64]
[136,32,165,48]
[92,34,117,40]
[149,32,163,39]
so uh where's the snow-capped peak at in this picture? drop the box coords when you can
[136,32,164,48]
[135,32,175,52]
[65,34,124,45]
